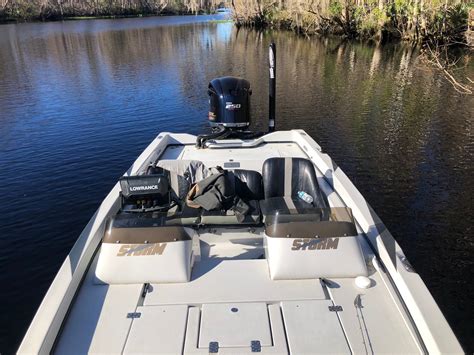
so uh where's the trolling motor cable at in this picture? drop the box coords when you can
[196,126,228,148]
[196,127,265,148]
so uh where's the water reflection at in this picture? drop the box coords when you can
[0,16,472,353]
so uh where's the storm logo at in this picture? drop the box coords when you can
[116,243,167,256]
[291,238,339,251]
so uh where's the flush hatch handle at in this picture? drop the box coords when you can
[126,312,142,319]
[209,341,219,353]
[328,305,343,312]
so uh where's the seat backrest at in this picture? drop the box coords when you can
[262,157,328,207]
[231,169,264,201]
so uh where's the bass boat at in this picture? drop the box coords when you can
[19,44,462,354]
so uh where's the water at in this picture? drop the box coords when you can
[0,15,472,353]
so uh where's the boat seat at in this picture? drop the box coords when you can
[260,197,324,223]
[261,158,328,221]
[200,169,263,225]
[232,169,264,201]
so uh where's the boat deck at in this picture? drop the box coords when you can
[55,228,423,354]
[54,140,425,354]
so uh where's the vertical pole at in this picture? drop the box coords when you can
[269,42,276,132]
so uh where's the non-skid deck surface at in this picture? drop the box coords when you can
[56,256,424,354]
[328,275,424,353]
[54,258,143,354]
[144,259,327,306]
[161,142,307,173]
[54,209,422,354]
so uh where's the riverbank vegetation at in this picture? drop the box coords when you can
[232,0,473,93]
[232,0,472,44]
[0,0,222,22]
[1,0,471,93]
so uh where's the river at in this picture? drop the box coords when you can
[0,15,472,353]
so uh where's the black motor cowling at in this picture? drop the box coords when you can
[208,76,251,129]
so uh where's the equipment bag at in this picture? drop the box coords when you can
[186,170,250,222]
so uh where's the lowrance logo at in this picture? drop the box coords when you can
[130,185,158,191]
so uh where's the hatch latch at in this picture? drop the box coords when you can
[251,340,262,352]
[126,312,142,319]
[209,341,219,353]
[328,305,343,312]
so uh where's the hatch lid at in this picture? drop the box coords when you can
[198,303,272,348]
[282,300,350,353]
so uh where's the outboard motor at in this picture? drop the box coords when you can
[196,76,255,148]
[197,76,258,148]
[196,43,277,148]
[208,76,251,129]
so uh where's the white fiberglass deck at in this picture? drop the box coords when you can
[56,229,423,354]
[55,141,424,354]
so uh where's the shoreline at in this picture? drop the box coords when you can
[232,1,472,46]
[0,11,215,25]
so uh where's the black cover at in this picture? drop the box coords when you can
[120,175,169,199]
[208,76,251,128]
[201,200,262,225]
[232,169,264,201]
[186,170,253,223]
[262,157,328,208]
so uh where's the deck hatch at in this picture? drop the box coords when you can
[198,303,272,349]
[123,305,188,354]
[282,300,350,354]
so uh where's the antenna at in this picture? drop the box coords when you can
[268,42,276,132]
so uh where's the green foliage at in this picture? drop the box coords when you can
[1,0,471,46]
[427,3,469,42]
[329,0,343,17]
[6,1,41,20]
[0,0,220,21]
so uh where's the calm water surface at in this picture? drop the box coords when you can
[0,15,472,353]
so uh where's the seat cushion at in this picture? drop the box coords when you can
[262,157,328,208]
[260,197,324,223]
[200,200,261,225]
[111,205,200,227]
[166,204,201,225]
